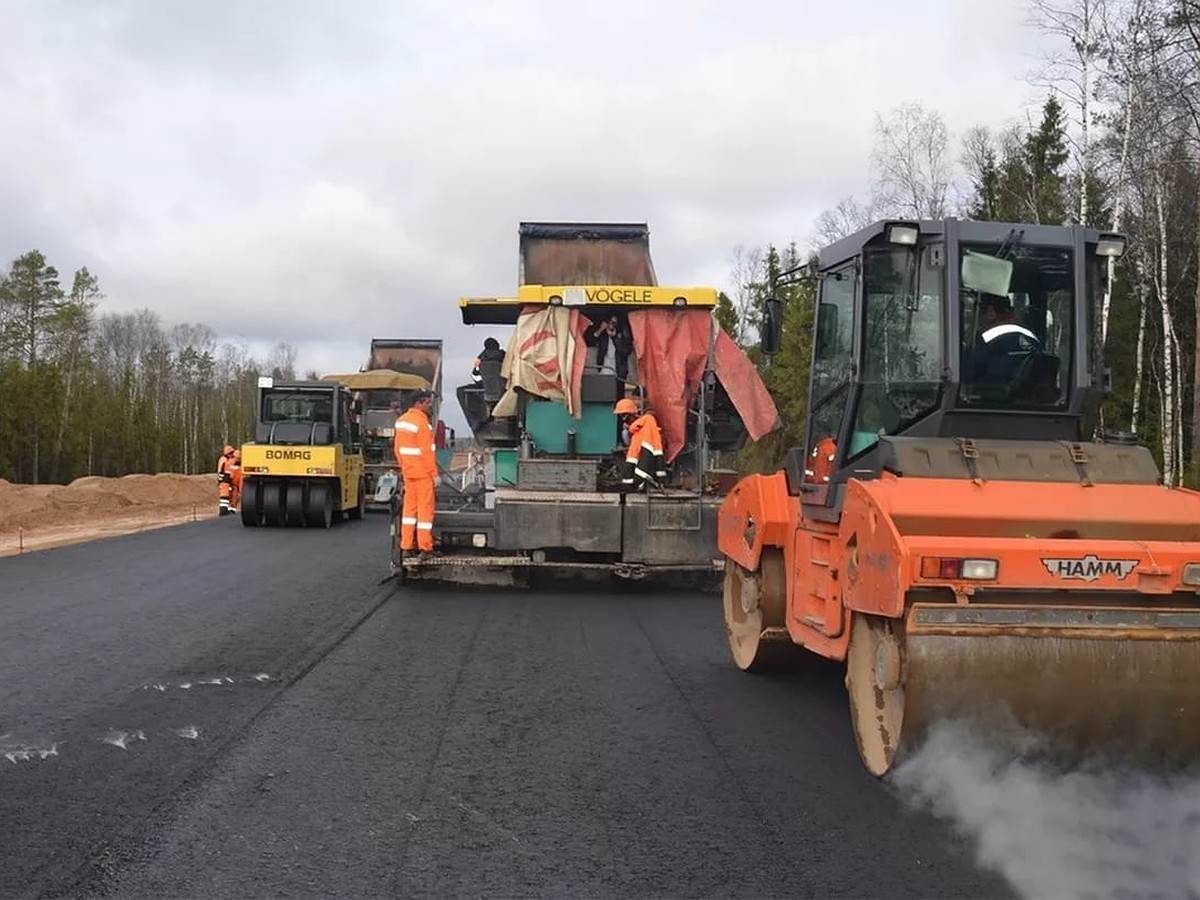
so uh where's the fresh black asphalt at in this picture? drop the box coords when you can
[0,515,1013,898]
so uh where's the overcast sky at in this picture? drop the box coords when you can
[2,0,1051,431]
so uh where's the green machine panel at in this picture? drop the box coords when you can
[525,399,618,456]
[493,448,518,486]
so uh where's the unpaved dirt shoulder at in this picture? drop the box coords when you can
[0,473,219,558]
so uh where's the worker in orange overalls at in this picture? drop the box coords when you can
[393,389,438,558]
[216,444,235,515]
[614,397,666,490]
[804,435,838,485]
[228,449,243,513]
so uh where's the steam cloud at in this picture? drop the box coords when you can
[891,722,1200,900]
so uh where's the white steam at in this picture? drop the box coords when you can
[891,721,1200,900]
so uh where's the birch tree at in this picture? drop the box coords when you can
[870,103,952,219]
[1093,0,1152,347]
[728,244,766,343]
[1164,0,1200,473]
[813,195,877,244]
[1028,0,1108,225]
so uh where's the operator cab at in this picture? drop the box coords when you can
[252,377,359,451]
[761,218,1126,515]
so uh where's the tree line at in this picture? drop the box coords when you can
[0,252,308,484]
[5,0,1195,487]
[724,0,1200,485]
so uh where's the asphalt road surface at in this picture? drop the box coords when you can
[0,515,1013,899]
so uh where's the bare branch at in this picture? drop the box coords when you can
[812,196,877,246]
[869,103,951,219]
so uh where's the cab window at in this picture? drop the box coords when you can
[958,243,1073,408]
[850,243,944,458]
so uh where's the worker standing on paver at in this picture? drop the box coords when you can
[393,390,438,559]
[471,336,506,383]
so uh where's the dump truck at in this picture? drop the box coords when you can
[321,368,433,511]
[365,338,450,508]
[392,221,779,586]
[367,338,444,425]
[239,376,366,527]
[717,217,1200,776]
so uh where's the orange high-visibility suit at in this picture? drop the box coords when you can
[393,406,438,552]
[803,436,838,485]
[228,450,243,512]
[217,445,235,515]
[623,412,666,489]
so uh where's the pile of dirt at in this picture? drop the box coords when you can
[0,473,216,534]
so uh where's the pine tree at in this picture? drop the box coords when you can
[714,291,739,342]
[0,251,66,482]
[1023,94,1070,224]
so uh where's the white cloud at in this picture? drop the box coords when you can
[96,180,455,338]
[0,0,1055,436]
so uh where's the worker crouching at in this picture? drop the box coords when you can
[614,398,666,491]
[393,390,438,560]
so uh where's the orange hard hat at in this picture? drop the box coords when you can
[223,445,234,454]
[614,398,638,416]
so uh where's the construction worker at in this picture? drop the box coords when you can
[471,337,506,382]
[967,293,1041,384]
[585,313,633,380]
[216,445,235,516]
[393,389,438,559]
[804,435,838,485]
[614,398,666,490]
[228,449,243,513]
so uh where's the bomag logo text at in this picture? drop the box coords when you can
[265,449,313,461]
[586,288,653,304]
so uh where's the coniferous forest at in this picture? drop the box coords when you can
[4,1,1198,486]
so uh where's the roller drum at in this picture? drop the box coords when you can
[905,604,1200,763]
[847,604,1200,775]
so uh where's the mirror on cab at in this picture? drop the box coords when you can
[760,297,784,357]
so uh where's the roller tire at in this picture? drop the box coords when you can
[240,477,262,527]
[306,481,334,529]
[262,481,284,526]
[286,481,306,527]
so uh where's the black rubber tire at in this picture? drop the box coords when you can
[240,478,261,527]
[321,483,335,528]
[286,481,306,527]
[304,481,334,529]
[262,481,284,526]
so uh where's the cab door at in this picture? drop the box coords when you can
[800,258,859,509]
[790,257,859,649]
